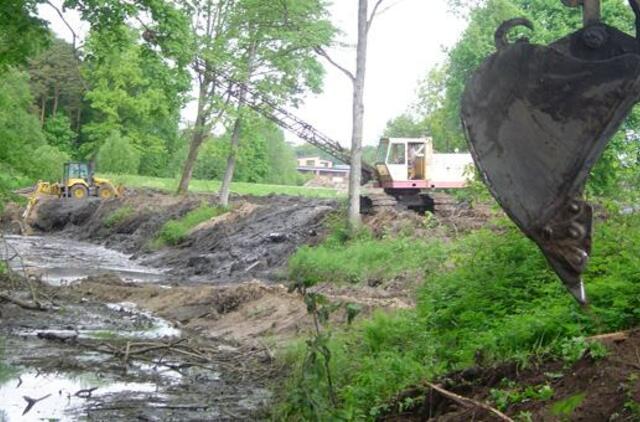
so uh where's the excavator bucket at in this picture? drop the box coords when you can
[461,1,640,304]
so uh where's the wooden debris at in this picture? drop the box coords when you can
[425,381,514,422]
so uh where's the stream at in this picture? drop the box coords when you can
[0,234,270,421]
[3,235,167,285]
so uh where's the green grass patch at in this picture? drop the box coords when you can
[100,173,341,198]
[276,213,640,420]
[289,232,447,286]
[104,205,135,227]
[551,392,587,417]
[153,203,228,247]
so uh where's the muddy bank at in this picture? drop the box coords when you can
[381,331,640,421]
[26,190,338,284]
[0,276,274,421]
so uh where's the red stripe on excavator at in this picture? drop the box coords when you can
[381,181,467,189]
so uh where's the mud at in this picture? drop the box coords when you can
[0,276,274,421]
[28,190,338,284]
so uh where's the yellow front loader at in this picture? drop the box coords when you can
[23,162,124,221]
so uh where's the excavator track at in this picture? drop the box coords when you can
[360,191,398,214]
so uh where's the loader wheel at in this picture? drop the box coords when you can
[99,186,115,199]
[70,184,88,199]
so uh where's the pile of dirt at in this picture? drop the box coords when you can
[26,190,338,283]
[381,331,640,421]
[145,195,336,282]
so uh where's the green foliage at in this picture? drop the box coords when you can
[29,37,85,137]
[0,68,47,177]
[96,132,140,174]
[104,205,135,228]
[31,144,71,181]
[551,392,587,417]
[82,25,189,175]
[43,114,77,155]
[0,0,50,68]
[490,381,554,411]
[278,213,640,418]
[154,204,228,247]
[289,231,447,287]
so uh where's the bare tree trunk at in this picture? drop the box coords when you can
[218,117,242,207]
[218,41,256,206]
[177,80,210,195]
[347,0,369,231]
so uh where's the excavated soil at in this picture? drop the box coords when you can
[381,331,640,421]
[26,189,338,284]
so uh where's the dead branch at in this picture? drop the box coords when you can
[424,382,514,422]
[0,291,47,311]
[587,331,629,342]
[44,0,79,50]
[22,394,51,416]
[314,46,355,82]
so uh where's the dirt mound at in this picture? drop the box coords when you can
[381,331,640,421]
[143,195,336,282]
[24,190,338,283]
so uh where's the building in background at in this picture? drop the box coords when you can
[297,156,350,187]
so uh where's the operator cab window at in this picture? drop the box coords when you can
[388,143,406,165]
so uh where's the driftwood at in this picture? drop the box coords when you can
[22,394,51,416]
[425,381,514,422]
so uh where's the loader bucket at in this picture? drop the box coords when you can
[461,9,640,304]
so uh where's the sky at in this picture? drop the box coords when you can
[37,0,466,148]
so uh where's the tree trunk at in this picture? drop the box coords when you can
[218,117,242,207]
[218,41,256,206]
[177,80,210,195]
[52,83,60,117]
[347,0,369,231]
[40,96,46,126]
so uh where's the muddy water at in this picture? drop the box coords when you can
[3,235,166,285]
[0,235,271,420]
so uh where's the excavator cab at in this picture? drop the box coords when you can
[374,138,472,190]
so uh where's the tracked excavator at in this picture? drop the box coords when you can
[461,0,640,304]
[217,74,473,215]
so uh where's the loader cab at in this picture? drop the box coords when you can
[374,138,433,188]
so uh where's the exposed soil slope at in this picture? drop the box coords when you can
[27,190,338,284]
[382,331,640,421]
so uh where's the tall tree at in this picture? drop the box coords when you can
[82,25,190,175]
[316,0,389,230]
[29,37,85,129]
[176,0,334,198]
[176,0,238,195]
[216,0,334,206]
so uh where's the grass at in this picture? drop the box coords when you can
[153,203,229,247]
[276,212,640,420]
[289,219,447,286]
[101,173,342,198]
[104,205,135,227]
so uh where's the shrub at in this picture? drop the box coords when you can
[31,144,71,181]
[97,132,141,175]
